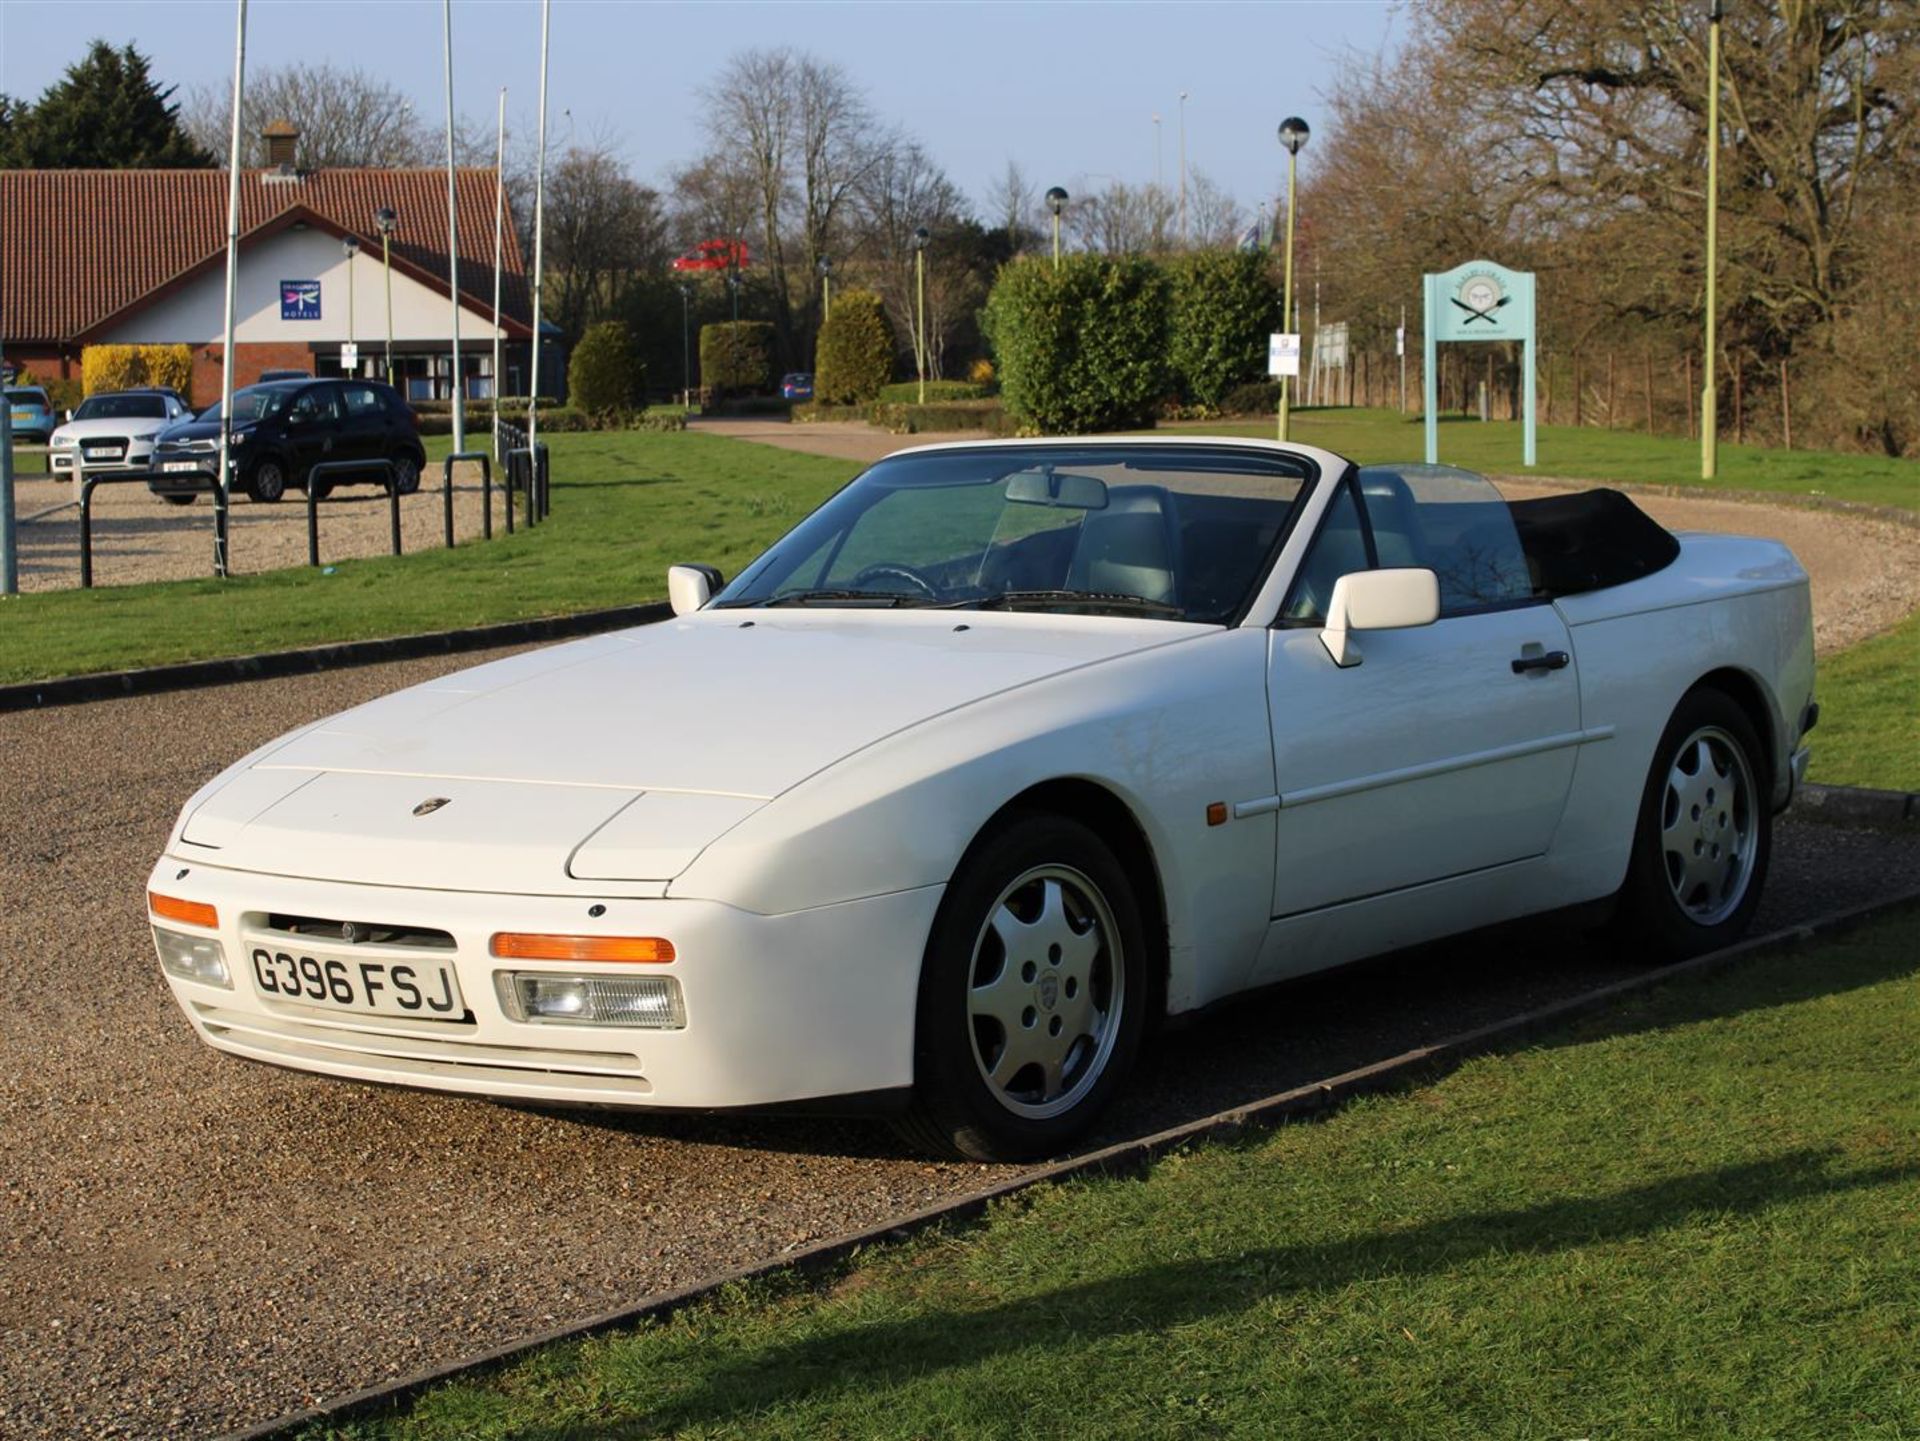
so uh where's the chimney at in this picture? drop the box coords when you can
[261,120,299,172]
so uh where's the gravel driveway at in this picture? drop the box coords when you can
[8,460,502,592]
[3,647,1918,1439]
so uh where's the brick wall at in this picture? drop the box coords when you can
[191,342,314,406]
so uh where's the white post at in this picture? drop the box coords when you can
[214,0,248,580]
[0,341,15,595]
[491,85,506,446]
[442,0,464,453]
[528,0,551,461]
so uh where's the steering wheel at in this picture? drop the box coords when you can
[849,563,941,600]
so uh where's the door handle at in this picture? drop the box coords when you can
[1511,650,1570,675]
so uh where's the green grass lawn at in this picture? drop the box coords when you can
[1806,607,1920,791]
[0,432,859,685]
[305,911,1920,1441]
[1198,407,1919,513]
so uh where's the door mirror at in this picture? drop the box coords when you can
[668,563,726,616]
[64,409,74,422]
[1320,567,1439,668]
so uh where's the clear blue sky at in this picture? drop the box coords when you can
[2,1,1399,213]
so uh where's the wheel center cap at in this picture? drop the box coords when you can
[1037,973,1059,1011]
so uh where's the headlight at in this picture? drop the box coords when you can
[228,430,249,446]
[152,925,232,988]
[51,434,75,448]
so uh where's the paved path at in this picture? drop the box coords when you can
[4,644,1918,1437]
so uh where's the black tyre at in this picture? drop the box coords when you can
[897,813,1148,1162]
[246,458,287,503]
[161,493,196,507]
[1615,686,1771,960]
[392,453,421,496]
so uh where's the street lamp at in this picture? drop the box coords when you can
[1702,0,1722,479]
[678,282,692,411]
[1276,116,1309,442]
[341,234,360,374]
[373,206,398,388]
[816,255,833,322]
[912,226,931,404]
[725,269,741,398]
[1045,187,1068,270]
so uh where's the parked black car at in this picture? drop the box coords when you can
[148,379,426,504]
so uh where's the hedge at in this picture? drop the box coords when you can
[984,255,1170,434]
[1219,379,1283,416]
[1167,250,1279,407]
[700,321,775,395]
[814,289,894,404]
[868,399,1016,435]
[875,380,994,404]
[411,406,687,437]
[81,344,193,397]
[568,320,642,416]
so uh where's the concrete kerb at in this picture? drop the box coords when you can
[0,602,673,714]
[217,882,1920,1441]
[1795,781,1920,827]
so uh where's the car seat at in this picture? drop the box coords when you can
[1066,486,1177,603]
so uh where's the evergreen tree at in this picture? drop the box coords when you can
[1,41,212,168]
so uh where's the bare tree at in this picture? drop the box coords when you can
[1068,180,1175,256]
[545,144,671,341]
[183,63,433,168]
[983,159,1039,252]
[851,140,974,378]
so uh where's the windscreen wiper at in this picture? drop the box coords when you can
[739,588,934,608]
[959,589,1185,617]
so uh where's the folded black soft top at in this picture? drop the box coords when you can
[1507,488,1681,598]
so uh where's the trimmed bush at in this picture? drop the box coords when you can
[568,321,642,417]
[983,255,1170,434]
[1167,250,1280,407]
[414,406,594,437]
[700,321,775,395]
[813,289,895,404]
[875,380,994,403]
[80,343,193,396]
[791,400,868,424]
[1219,379,1283,416]
[868,399,1015,435]
[19,369,84,412]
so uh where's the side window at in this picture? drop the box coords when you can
[1359,465,1537,616]
[1282,480,1371,623]
[343,386,383,418]
[291,389,336,422]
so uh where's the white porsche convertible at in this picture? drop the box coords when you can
[148,439,1816,1160]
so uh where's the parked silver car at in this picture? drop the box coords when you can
[48,389,197,476]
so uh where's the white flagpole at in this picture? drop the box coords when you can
[491,86,505,443]
[528,0,550,461]
[443,0,464,453]
[214,0,248,579]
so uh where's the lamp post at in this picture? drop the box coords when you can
[1178,90,1189,247]
[1276,116,1309,443]
[341,235,360,373]
[726,269,741,397]
[912,226,931,404]
[1702,0,1722,479]
[678,282,692,410]
[1045,187,1068,269]
[374,206,398,388]
[1152,113,1163,191]
[816,255,833,322]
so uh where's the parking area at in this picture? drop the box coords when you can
[7,458,503,592]
[3,645,1918,1439]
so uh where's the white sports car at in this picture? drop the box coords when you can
[148,439,1816,1160]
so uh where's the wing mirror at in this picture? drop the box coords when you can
[668,563,726,615]
[1320,567,1439,668]
[64,409,74,422]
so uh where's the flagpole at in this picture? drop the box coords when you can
[214,0,248,579]
[528,0,550,463]
[491,86,505,436]
[442,0,464,453]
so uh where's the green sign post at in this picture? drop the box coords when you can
[1423,259,1536,468]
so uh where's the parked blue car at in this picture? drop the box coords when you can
[7,385,55,443]
[781,371,814,402]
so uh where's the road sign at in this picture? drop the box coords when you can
[1267,333,1301,378]
[340,342,359,370]
[1396,326,1406,358]
[1422,259,1537,467]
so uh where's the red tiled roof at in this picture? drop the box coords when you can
[1,167,532,343]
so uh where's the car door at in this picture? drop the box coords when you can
[284,386,340,483]
[1263,465,1584,928]
[338,383,392,471]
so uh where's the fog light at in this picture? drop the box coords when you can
[494,972,686,1029]
[153,924,231,988]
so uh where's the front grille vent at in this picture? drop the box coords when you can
[258,912,457,951]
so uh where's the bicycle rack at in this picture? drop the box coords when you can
[77,469,166,588]
[442,450,492,546]
[304,459,401,568]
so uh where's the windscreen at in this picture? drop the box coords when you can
[198,386,291,424]
[74,394,167,420]
[714,445,1314,623]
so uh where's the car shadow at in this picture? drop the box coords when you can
[500,1148,1915,1438]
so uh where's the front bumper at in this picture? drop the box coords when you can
[53,444,156,473]
[147,855,941,1111]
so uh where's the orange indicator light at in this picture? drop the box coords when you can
[149,892,219,928]
[1205,802,1228,827]
[489,933,677,963]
